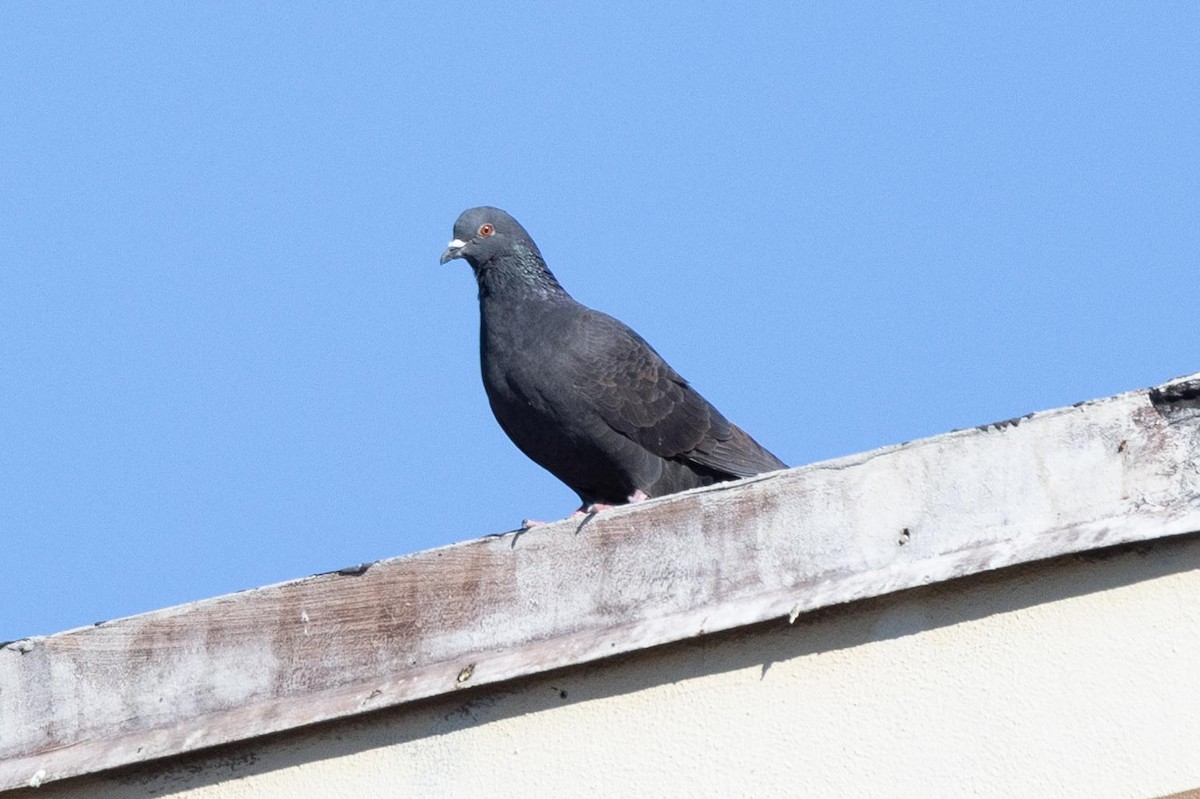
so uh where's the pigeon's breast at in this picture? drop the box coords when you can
[480,304,592,437]
[477,300,649,502]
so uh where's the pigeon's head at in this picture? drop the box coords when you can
[440,207,540,269]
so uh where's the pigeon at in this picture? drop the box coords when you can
[441,206,786,523]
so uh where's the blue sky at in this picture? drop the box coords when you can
[2,3,1197,642]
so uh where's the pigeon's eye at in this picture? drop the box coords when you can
[478,223,495,237]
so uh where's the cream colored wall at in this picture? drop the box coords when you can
[16,534,1200,799]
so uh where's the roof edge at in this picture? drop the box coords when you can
[3,372,1199,791]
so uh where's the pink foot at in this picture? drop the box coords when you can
[523,490,650,530]
[580,489,650,515]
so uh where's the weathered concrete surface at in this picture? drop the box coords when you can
[10,534,1200,799]
[2,372,1199,791]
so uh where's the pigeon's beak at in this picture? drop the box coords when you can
[440,239,467,265]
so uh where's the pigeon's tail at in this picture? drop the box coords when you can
[689,424,788,479]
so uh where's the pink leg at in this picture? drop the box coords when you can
[523,490,650,530]
[582,489,650,515]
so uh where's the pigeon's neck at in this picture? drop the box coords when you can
[474,246,571,305]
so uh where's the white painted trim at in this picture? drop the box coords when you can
[2,373,1198,791]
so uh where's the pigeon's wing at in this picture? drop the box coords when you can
[572,310,786,477]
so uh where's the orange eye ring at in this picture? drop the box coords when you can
[478,223,495,237]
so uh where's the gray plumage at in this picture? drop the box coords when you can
[440,206,786,510]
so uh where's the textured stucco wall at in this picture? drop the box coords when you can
[14,534,1200,799]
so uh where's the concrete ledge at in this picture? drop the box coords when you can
[2,372,1199,791]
